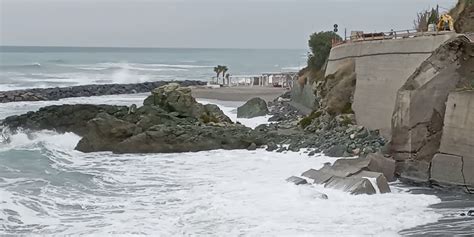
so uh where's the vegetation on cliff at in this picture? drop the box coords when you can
[307,31,341,71]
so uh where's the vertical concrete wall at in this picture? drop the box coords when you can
[431,91,474,190]
[325,34,456,138]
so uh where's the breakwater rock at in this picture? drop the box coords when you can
[0,80,205,103]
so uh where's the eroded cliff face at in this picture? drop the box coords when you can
[391,35,474,189]
[451,0,474,33]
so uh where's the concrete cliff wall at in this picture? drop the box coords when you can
[431,91,474,191]
[391,36,473,187]
[325,34,456,138]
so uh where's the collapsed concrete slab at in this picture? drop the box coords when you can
[324,176,377,195]
[430,91,474,190]
[366,153,396,182]
[351,170,391,194]
[326,33,456,139]
[430,153,465,186]
[391,35,474,190]
[300,155,393,195]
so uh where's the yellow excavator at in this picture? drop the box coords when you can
[437,13,455,31]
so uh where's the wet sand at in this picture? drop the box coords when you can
[191,86,288,102]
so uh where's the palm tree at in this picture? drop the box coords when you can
[213,66,220,84]
[221,66,228,85]
[225,73,230,85]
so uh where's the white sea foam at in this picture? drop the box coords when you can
[282,65,305,71]
[68,62,209,71]
[0,132,442,235]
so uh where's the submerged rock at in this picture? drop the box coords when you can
[286,176,308,185]
[237,97,269,118]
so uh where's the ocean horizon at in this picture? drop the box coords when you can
[0,46,307,91]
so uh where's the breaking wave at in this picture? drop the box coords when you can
[0,63,42,69]
[0,128,442,235]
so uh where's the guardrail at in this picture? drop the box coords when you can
[332,29,453,47]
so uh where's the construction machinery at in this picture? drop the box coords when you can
[437,13,455,31]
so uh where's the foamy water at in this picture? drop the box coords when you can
[0,94,443,236]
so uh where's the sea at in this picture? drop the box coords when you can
[0,46,307,91]
[0,46,472,236]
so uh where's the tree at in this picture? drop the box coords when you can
[414,7,439,32]
[221,66,228,84]
[307,31,342,70]
[213,66,220,83]
[225,73,230,85]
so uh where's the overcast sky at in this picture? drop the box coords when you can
[0,0,457,49]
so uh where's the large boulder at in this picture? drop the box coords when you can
[237,97,269,118]
[144,83,232,124]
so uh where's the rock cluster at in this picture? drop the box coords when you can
[259,111,387,158]
[296,153,395,195]
[2,84,264,153]
[0,80,205,103]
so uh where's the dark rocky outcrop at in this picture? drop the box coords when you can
[0,80,205,103]
[237,97,269,118]
[2,84,265,154]
[2,104,129,136]
[144,83,232,123]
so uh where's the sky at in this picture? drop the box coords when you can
[0,0,457,49]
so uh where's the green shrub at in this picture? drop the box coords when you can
[298,110,323,129]
[307,31,342,70]
[341,102,354,114]
[200,114,219,123]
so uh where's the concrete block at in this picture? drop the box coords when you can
[329,157,371,177]
[324,176,377,195]
[463,157,474,188]
[351,170,391,193]
[430,153,465,186]
[439,91,474,159]
[399,160,431,183]
[301,169,333,184]
[367,153,396,181]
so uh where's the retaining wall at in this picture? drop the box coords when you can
[325,33,457,138]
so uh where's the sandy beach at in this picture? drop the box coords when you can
[191,86,288,102]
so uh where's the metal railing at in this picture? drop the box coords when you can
[332,29,453,47]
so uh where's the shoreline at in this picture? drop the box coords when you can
[191,86,287,102]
